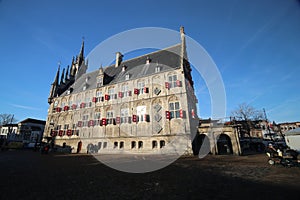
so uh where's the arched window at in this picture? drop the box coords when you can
[160,140,165,148]
[138,141,143,149]
[152,141,158,149]
[131,141,136,149]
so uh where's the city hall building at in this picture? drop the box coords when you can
[44,27,199,154]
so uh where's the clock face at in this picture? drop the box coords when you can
[54,100,58,107]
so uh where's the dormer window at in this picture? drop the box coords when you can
[122,65,127,72]
[66,88,73,95]
[146,56,151,64]
[97,77,103,87]
[155,65,160,73]
[125,74,130,80]
[83,83,88,91]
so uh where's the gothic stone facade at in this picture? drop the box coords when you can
[44,27,199,154]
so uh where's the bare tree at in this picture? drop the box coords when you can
[231,103,264,121]
[0,114,17,125]
[230,103,265,140]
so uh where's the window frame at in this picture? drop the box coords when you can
[169,101,180,119]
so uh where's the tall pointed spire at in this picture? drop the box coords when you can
[48,63,60,104]
[78,37,85,66]
[65,65,69,81]
[70,56,76,77]
[60,68,65,84]
[179,26,193,88]
[180,26,187,67]
[54,63,60,86]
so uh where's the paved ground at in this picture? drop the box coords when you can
[0,150,300,200]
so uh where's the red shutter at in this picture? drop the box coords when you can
[118,92,123,98]
[64,106,69,111]
[180,109,184,118]
[58,130,63,136]
[56,107,61,112]
[88,120,94,127]
[72,104,77,110]
[105,94,110,101]
[134,88,139,95]
[191,109,195,118]
[102,118,107,126]
[144,87,149,93]
[51,130,57,137]
[176,80,182,87]
[66,129,72,136]
[116,117,120,124]
[80,103,85,108]
[132,115,137,122]
[77,121,82,127]
[166,111,170,120]
[165,82,170,89]
[92,97,97,102]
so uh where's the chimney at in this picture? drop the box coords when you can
[115,52,123,67]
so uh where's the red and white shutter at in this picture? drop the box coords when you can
[102,118,107,126]
[134,88,139,95]
[132,115,137,122]
[165,82,170,89]
[166,111,170,120]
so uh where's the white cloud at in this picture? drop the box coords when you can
[10,103,42,111]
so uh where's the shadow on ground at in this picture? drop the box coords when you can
[0,150,299,200]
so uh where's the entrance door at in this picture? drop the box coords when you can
[192,134,211,156]
[217,134,233,155]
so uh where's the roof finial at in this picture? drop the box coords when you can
[180,26,185,34]
[98,64,104,75]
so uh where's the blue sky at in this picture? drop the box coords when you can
[0,0,299,123]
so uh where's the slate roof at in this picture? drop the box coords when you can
[60,43,183,96]
[19,118,46,125]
